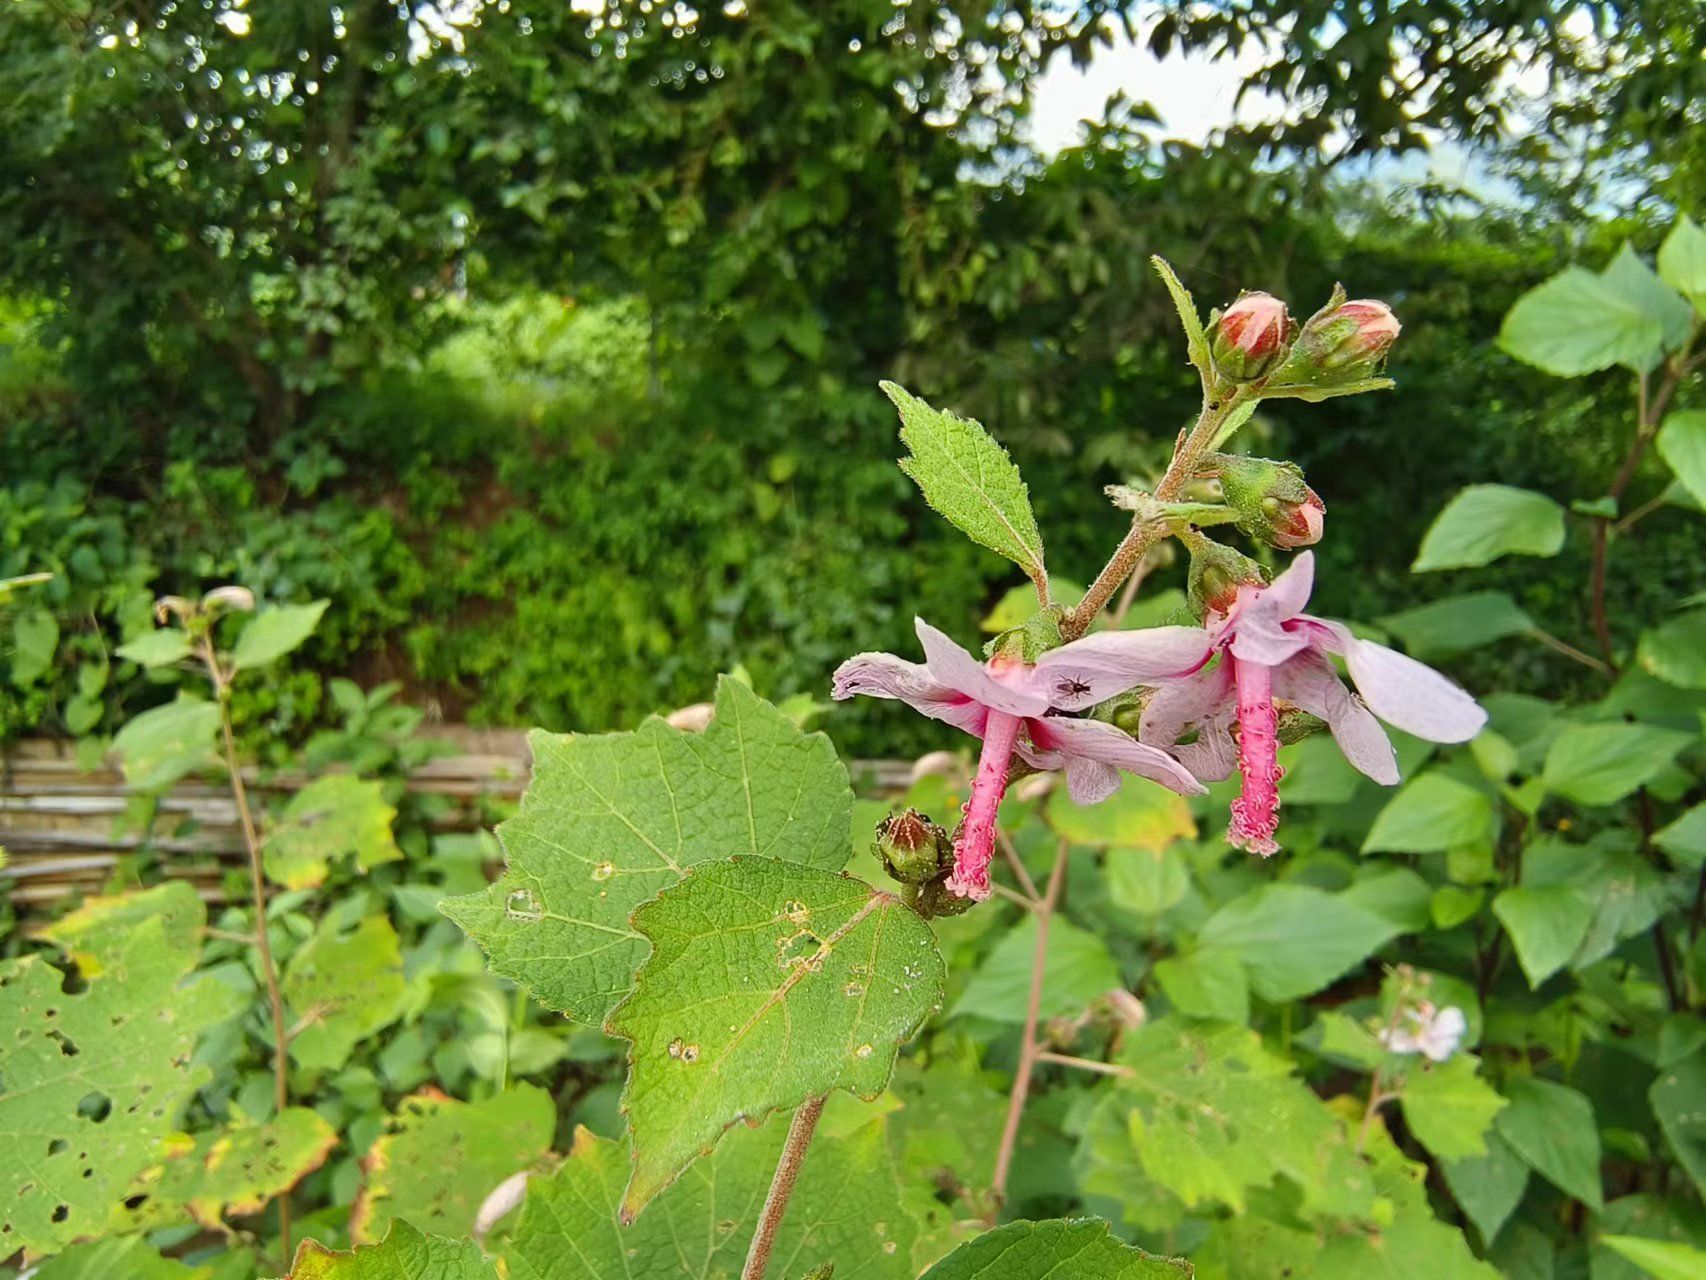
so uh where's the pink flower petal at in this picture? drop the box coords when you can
[914,618,1053,718]
[830,652,990,737]
[1315,623,1487,744]
[1031,626,1213,711]
[1026,715,1206,797]
[1271,650,1399,785]
[1139,661,1238,783]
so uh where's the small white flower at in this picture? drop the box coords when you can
[1379,1001,1466,1062]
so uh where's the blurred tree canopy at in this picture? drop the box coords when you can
[2,0,1702,750]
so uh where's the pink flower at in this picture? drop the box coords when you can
[1141,551,1486,856]
[832,620,1209,900]
[1379,1001,1467,1062]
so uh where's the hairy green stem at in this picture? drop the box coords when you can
[741,1095,827,1280]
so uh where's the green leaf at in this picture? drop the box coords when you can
[1413,485,1566,572]
[1495,1078,1604,1211]
[919,1217,1189,1279]
[1151,256,1213,378]
[953,914,1121,1024]
[1655,411,1706,508]
[1107,846,1190,916]
[354,1085,555,1243]
[983,578,1084,632]
[1650,1054,1706,1199]
[1363,771,1495,854]
[10,608,58,685]
[884,381,1047,583]
[1400,1054,1509,1163]
[265,774,402,889]
[1542,723,1692,805]
[443,678,852,1026]
[0,897,241,1252]
[1601,243,1695,361]
[277,1222,497,1279]
[125,1107,338,1230]
[1442,1130,1530,1244]
[1298,1010,1388,1070]
[115,628,193,668]
[39,881,205,975]
[1638,609,1706,690]
[230,600,329,670]
[1654,804,1706,867]
[505,1107,928,1279]
[606,857,942,1218]
[1601,1236,1706,1280]
[1109,1017,1374,1218]
[1343,866,1434,931]
[1499,261,1676,376]
[1196,884,1401,1002]
[1658,215,1706,310]
[284,915,408,1071]
[32,1237,208,1280]
[1152,948,1249,1023]
[1045,779,1196,849]
[112,695,221,791]
[1492,884,1596,987]
[1379,591,1535,660]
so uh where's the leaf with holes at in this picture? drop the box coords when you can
[504,1105,930,1280]
[283,915,408,1072]
[0,898,243,1252]
[120,1107,338,1230]
[918,1217,1189,1279]
[884,381,1047,583]
[353,1085,556,1243]
[442,677,852,1026]
[1105,1016,1375,1220]
[264,774,402,890]
[606,857,943,1219]
[274,1221,497,1279]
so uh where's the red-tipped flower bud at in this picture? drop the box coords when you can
[1268,486,1325,548]
[1186,538,1267,619]
[875,808,951,884]
[1209,454,1327,550]
[1294,297,1400,374]
[1210,292,1295,383]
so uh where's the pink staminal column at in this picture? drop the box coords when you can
[1227,656,1284,857]
[945,709,1021,901]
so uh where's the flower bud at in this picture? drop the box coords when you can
[1186,539,1266,619]
[1209,292,1295,383]
[874,808,951,884]
[201,585,256,614]
[1289,296,1400,377]
[917,876,975,918]
[1210,454,1326,550]
[985,605,1065,665]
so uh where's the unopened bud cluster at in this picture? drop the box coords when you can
[1208,286,1400,395]
[874,808,975,917]
[1206,454,1326,550]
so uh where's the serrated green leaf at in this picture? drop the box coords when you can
[1495,1078,1604,1211]
[122,1108,338,1231]
[1650,1054,1706,1199]
[1297,1010,1387,1070]
[1542,723,1691,805]
[112,695,220,791]
[1152,255,1212,377]
[1638,609,1706,690]
[607,857,942,1218]
[920,1217,1188,1279]
[1658,215,1706,310]
[1492,884,1596,987]
[952,914,1121,1024]
[1601,1235,1706,1280]
[1196,884,1400,1002]
[443,678,852,1026]
[354,1086,556,1243]
[1413,485,1566,572]
[1363,771,1495,854]
[230,600,329,670]
[1499,263,1675,376]
[1655,411,1706,509]
[1442,1130,1530,1244]
[884,381,1046,582]
[0,899,242,1252]
[1400,1054,1508,1163]
[1109,1017,1374,1218]
[1379,591,1535,660]
[265,774,402,890]
[277,1222,497,1279]
[39,881,204,976]
[506,1108,927,1279]
[284,915,408,1071]
[1152,948,1248,1023]
[115,628,193,668]
[32,1236,210,1280]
